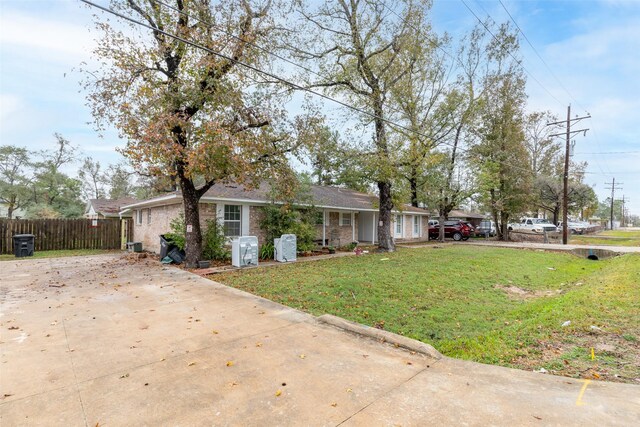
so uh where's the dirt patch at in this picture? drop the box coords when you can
[512,331,640,384]
[495,284,562,299]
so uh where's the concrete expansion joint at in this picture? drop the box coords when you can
[316,314,442,360]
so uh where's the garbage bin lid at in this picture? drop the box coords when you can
[13,234,35,238]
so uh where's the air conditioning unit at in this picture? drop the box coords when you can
[231,236,259,268]
[274,234,297,263]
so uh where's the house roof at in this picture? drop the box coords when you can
[88,198,138,216]
[121,182,429,215]
[447,209,486,220]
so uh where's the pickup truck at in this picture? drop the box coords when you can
[508,218,557,233]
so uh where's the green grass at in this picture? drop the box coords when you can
[214,246,640,382]
[570,229,640,247]
[0,249,119,261]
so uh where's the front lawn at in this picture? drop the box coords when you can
[0,249,119,261]
[214,246,640,383]
[570,229,640,247]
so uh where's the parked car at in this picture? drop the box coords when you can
[428,220,472,241]
[463,221,476,237]
[560,221,583,234]
[428,219,439,227]
[508,218,557,233]
[476,219,497,236]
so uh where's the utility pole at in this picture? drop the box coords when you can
[604,179,623,230]
[620,195,628,227]
[548,105,591,244]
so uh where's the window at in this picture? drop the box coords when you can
[137,209,143,225]
[395,215,403,235]
[223,205,241,237]
[413,216,420,236]
[147,209,151,224]
[340,212,351,226]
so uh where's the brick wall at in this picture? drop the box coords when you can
[319,211,358,247]
[248,206,267,246]
[133,202,217,253]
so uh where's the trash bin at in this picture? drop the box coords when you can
[13,234,35,257]
[159,235,176,260]
[126,242,142,253]
[167,247,185,264]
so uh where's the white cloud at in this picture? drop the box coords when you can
[0,11,95,61]
[0,93,23,121]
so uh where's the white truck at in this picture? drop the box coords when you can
[508,217,558,233]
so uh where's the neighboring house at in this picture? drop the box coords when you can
[447,210,486,228]
[85,198,138,220]
[121,182,430,253]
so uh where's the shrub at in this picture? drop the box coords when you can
[259,203,319,253]
[287,221,316,252]
[259,242,275,260]
[165,214,186,250]
[202,218,229,261]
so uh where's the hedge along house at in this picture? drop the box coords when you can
[120,182,430,254]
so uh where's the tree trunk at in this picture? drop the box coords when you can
[409,171,418,208]
[180,178,203,268]
[377,181,395,252]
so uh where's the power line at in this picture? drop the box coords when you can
[79,0,581,181]
[459,0,566,109]
[497,0,578,107]
[575,150,640,155]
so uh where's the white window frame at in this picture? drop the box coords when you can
[340,212,352,226]
[413,216,420,237]
[223,204,242,237]
[136,209,143,225]
[395,214,403,237]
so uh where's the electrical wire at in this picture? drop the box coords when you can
[459,0,566,109]
[80,0,617,182]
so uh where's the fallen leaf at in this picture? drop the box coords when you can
[7,326,19,330]
[346,388,353,393]
[533,415,542,420]
[275,390,282,397]
[226,361,234,367]
[119,373,129,379]
[188,362,196,367]
[212,330,219,334]
[299,354,306,359]
[331,402,338,407]
[255,342,262,347]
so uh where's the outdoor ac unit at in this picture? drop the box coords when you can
[274,234,297,263]
[231,236,259,268]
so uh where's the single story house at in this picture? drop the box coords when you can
[120,182,430,253]
[84,198,138,220]
[446,210,486,228]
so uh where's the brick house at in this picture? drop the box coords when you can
[120,182,430,253]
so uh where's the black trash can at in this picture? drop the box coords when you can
[167,247,185,264]
[13,234,35,257]
[159,235,176,260]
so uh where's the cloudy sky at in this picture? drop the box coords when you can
[1,0,639,214]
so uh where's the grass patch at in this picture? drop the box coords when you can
[0,249,119,261]
[214,246,640,383]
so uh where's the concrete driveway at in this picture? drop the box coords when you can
[1,254,638,426]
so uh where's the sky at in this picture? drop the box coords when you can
[1,0,639,215]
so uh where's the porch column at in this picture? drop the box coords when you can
[351,211,355,242]
[372,213,376,244]
[322,209,326,246]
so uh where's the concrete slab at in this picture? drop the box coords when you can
[1,254,638,426]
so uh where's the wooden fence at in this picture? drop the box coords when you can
[0,218,133,254]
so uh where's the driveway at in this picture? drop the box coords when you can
[1,254,638,426]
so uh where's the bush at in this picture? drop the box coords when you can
[259,203,319,253]
[165,214,186,251]
[259,242,275,260]
[202,218,229,261]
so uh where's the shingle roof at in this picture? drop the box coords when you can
[123,182,428,215]
[90,197,138,215]
[199,182,428,214]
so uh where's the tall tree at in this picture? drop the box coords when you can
[28,134,84,218]
[0,145,32,219]
[79,157,107,200]
[523,110,561,179]
[293,0,432,251]
[471,24,531,239]
[106,163,137,199]
[84,0,298,267]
